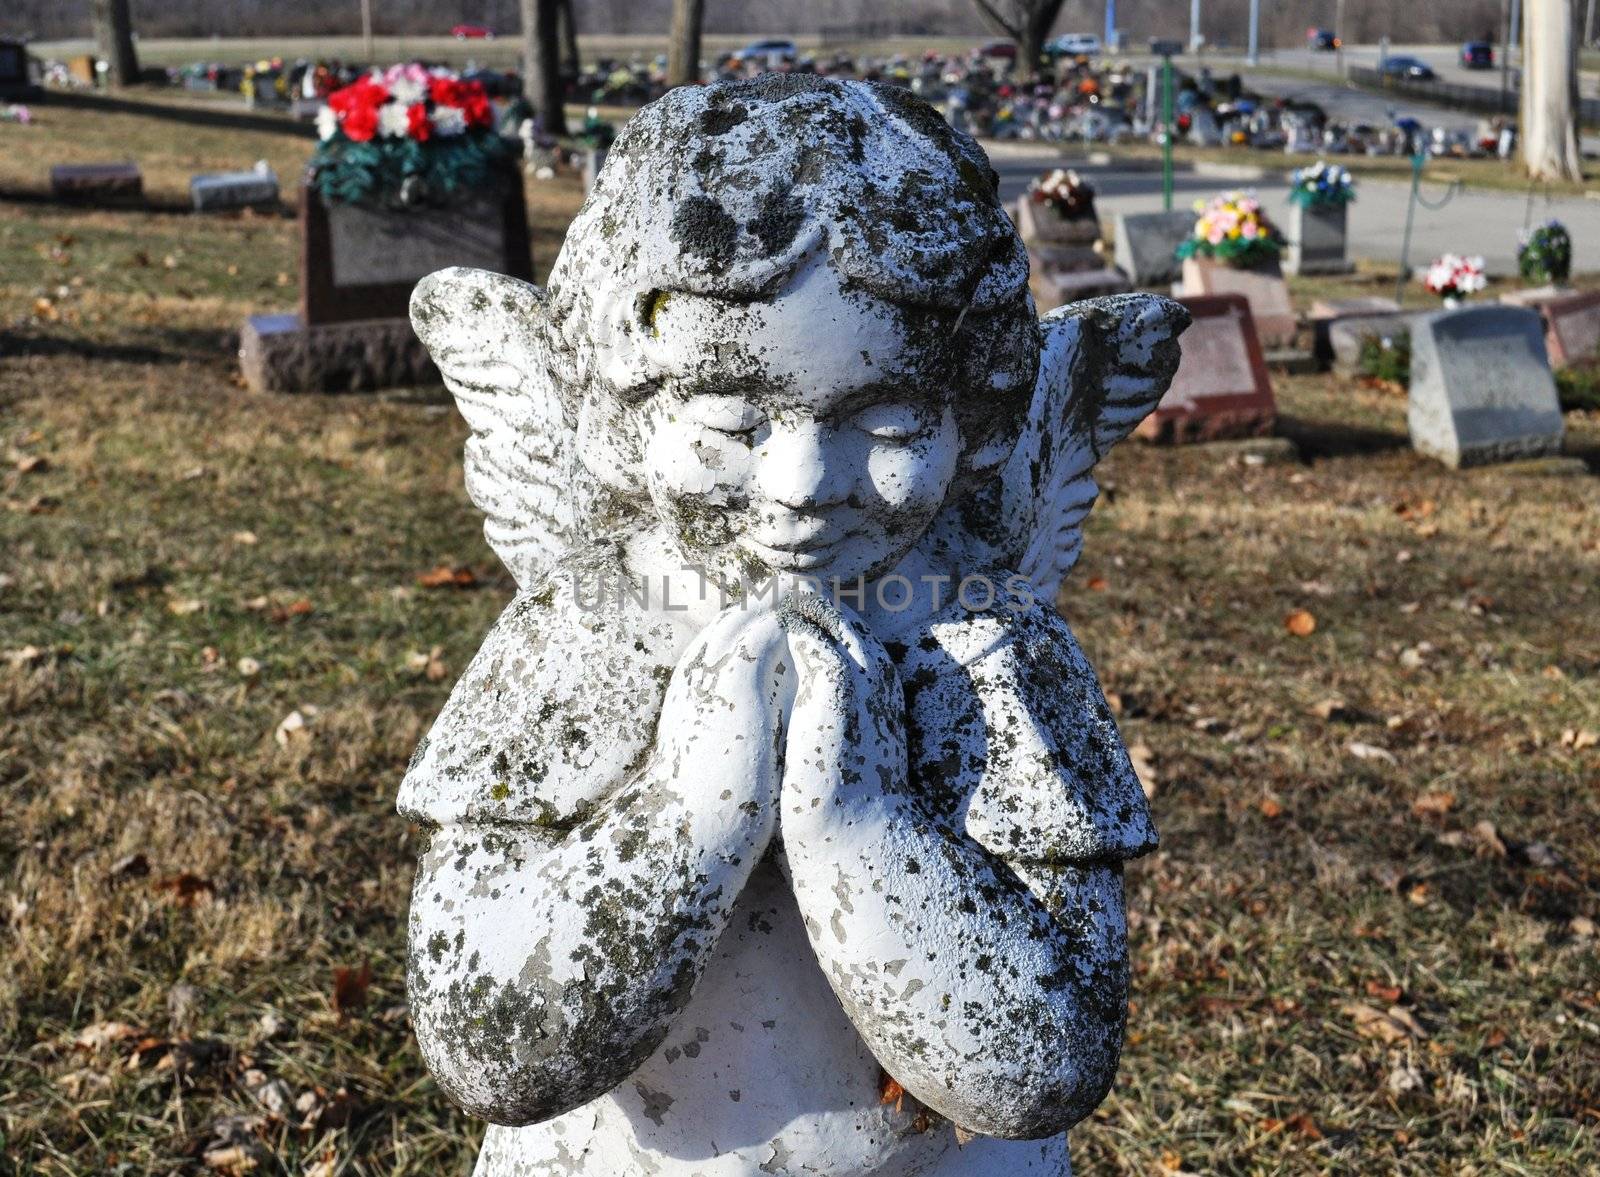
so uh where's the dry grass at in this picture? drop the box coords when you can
[3,98,1600,1176]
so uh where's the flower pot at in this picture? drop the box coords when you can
[1180,255,1297,349]
[1285,200,1349,276]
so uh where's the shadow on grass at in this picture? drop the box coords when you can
[38,89,317,140]
[1276,412,1411,458]
[0,187,292,218]
[0,328,237,367]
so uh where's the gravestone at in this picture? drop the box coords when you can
[582,147,608,193]
[66,55,97,87]
[1326,308,1427,376]
[1138,293,1277,442]
[1499,284,1570,309]
[1407,305,1564,468]
[1114,209,1194,286]
[1309,295,1401,369]
[50,163,143,206]
[1180,255,1297,348]
[0,39,39,100]
[190,165,280,212]
[1015,196,1131,311]
[1541,289,1600,367]
[1285,201,1352,276]
[240,165,532,393]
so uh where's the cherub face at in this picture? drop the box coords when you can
[635,260,964,588]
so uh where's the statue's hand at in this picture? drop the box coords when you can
[777,593,907,816]
[652,601,789,823]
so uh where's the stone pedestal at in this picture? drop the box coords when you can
[1407,306,1565,468]
[1180,256,1297,348]
[240,313,438,394]
[1285,201,1352,276]
[1138,294,1277,443]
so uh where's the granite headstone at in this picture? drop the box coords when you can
[1180,255,1297,348]
[1114,209,1194,286]
[1137,293,1277,442]
[1309,296,1401,369]
[1542,289,1600,367]
[1285,201,1352,276]
[190,165,280,212]
[0,39,39,99]
[1407,305,1565,467]
[50,163,143,206]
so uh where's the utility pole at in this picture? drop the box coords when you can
[1190,0,1202,52]
[1247,0,1260,66]
[360,0,373,63]
[1586,0,1596,47]
[1502,0,1521,113]
[1105,0,1116,52]
[1335,0,1346,76]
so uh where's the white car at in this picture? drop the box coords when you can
[1049,33,1102,57]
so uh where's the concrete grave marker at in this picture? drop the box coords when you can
[1114,209,1194,286]
[1180,256,1297,348]
[190,164,279,212]
[50,163,143,206]
[1407,305,1564,467]
[1015,195,1131,310]
[1285,201,1352,276]
[1309,296,1401,369]
[1138,293,1277,442]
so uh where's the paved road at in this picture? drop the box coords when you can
[990,151,1600,278]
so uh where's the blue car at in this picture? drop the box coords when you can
[1461,41,1494,70]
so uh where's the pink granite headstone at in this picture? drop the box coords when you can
[1137,294,1277,443]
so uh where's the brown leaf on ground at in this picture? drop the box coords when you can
[417,565,478,590]
[15,454,49,474]
[1342,1001,1423,1044]
[1085,575,1109,591]
[1365,980,1404,1003]
[267,598,314,623]
[74,1021,141,1051]
[155,874,215,906]
[1259,798,1284,819]
[1394,498,1436,521]
[1128,743,1157,799]
[878,1069,906,1109]
[1411,791,1456,818]
[1472,820,1508,858]
[1284,609,1317,637]
[1560,728,1598,752]
[332,962,371,1018]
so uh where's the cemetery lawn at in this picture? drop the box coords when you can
[4,105,1600,1176]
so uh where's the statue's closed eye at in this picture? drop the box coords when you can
[851,403,929,443]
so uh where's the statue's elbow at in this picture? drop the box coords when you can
[945,1030,1123,1140]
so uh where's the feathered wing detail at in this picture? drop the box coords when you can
[977,294,1191,603]
[410,267,593,589]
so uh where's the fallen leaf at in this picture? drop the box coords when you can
[1348,741,1398,765]
[1365,980,1404,1003]
[274,708,312,746]
[155,873,215,906]
[1387,1062,1424,1095]
[951,1125,978,1147]
[1342,1001,1420,1044]
[74,1021,141,1051]
[231,530,258,546]
[167,597,204,616]
[1259,798,1284,819]
[1284,609,1317,637]
[1411,791,1456,818]
[1312,698,1356,722]
[1284,1112,1323,1140]
[417,565,478,590]
[237,656,261,678]
[1128,742,1157,799]
[1472,820,1508,858]
[15,454,48,474]
[878,1071,906,1108]
[1560,728,1597,752]
[332,962,371,1018]
[268,598,314,623]
[1571,915,1596,938]
[1085,575,1109,591]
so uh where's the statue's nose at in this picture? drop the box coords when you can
[756,422,851,511]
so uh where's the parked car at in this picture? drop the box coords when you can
[1460,40,1494,69]
[1048,33,1101,57]
[1307,28,1340,51]
[1379,55,1436,80]
[736,39,798,62]
[450,24,494,40]
[977,40,1018,61]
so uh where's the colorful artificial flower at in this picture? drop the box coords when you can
[1176,190,1284,268]
[1423,254,1488,301]
[1029,168,1095,219]
[1288,160,1355,209]
[1517,220,1572,285]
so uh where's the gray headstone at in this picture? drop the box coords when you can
[1030,265,1133,312]
[1114,210,1193,286]
[1327,310,1425,377]
[1285,201,1351,276]
[324,198,508,288]
[583,147,609,194]
[50,162,143,205]
[1408,306,1564,468]
[190,167,279,212]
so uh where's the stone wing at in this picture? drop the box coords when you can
[410,266,595,588]
[998,294,1190,602]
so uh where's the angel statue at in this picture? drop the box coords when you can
[399,75,1188,1177]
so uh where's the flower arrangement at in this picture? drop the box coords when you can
[1287,160,1354,208]
[1517,220,1572,285]
[0,103,32,125]
[1423,254,1487,302]
[1029,168,1095,219]
[1175,190,1284,269]
[309,64,511,209]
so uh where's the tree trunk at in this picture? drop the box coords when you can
[1521,0,1583,181]
[1018,23,1046,82]
[557,0,579,78]
[91,0,141,87]
[521,0,567,137]
[667,0,706,88]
